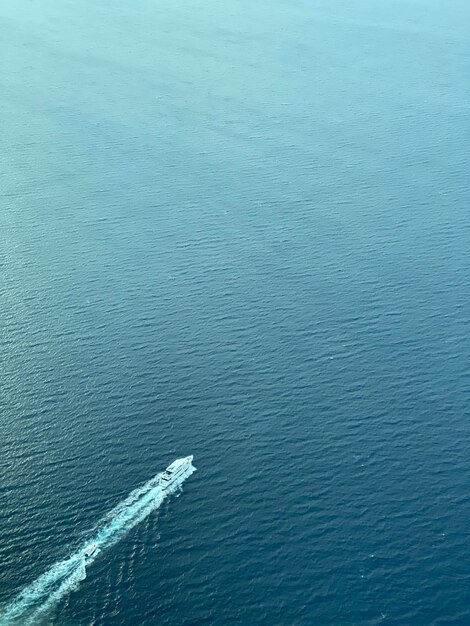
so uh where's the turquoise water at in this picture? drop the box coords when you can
[1,0,469,624]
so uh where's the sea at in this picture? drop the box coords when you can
[1,0,469,624]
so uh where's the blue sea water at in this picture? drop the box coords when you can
[1,0,469,624]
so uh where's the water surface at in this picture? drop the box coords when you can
[1,0,469,624]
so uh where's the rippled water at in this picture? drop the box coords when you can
[1,0,469,624]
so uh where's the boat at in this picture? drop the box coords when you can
[84,544,98,558]
[158,456,194,490]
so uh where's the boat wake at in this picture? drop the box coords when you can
[0,459,196,625]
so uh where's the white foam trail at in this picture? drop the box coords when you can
[0,462,195,625]
[23,561,87,626]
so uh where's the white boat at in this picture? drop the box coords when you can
[158,456,194,490]
[84,544,98,558]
